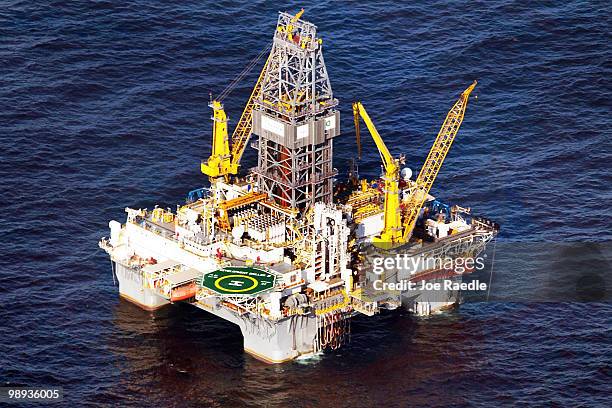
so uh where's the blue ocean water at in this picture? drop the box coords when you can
[1,1,610,406]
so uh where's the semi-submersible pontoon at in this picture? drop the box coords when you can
[100,10,499,363]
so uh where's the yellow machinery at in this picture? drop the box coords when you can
[402,81,477,242]
[216,191,268,230]
[353,81,477,248]
[353,102,404,245]
[285,8,304,42]
[201,54,269,180]
[202,9,306,182]
[228,53,270,175]
[201,100,235,179]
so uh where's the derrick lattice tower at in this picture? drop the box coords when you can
[252,11,340,209]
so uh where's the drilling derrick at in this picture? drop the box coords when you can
[252,11,340,210]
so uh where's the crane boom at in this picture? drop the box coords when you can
[353,102,397,172]
[229,55,270,171]
[402,81,477,241]
[353,102,403,245]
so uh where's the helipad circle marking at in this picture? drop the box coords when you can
[214,274,259,293]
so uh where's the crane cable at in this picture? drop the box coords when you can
[217,42,272,102]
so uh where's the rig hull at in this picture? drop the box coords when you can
[113,260,318,363]
[115,262,170,311]
[106,213,493,363]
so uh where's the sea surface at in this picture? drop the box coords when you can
[1,1,610,406]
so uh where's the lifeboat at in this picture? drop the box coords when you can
[170,282,197,301]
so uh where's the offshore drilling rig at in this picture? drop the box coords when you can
[100,10,499,363]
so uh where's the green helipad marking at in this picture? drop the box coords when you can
[201,266,276,296]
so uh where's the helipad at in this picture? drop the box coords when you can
[201,266,277,296]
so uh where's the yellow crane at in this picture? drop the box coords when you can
[201,99,232,179]
[353,102,404,246]
[202,9,306,182]
[402,81,477,242]
[200,57,269,181]
[353,81,477,248]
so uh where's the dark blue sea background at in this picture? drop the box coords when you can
[2,1,610,406]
